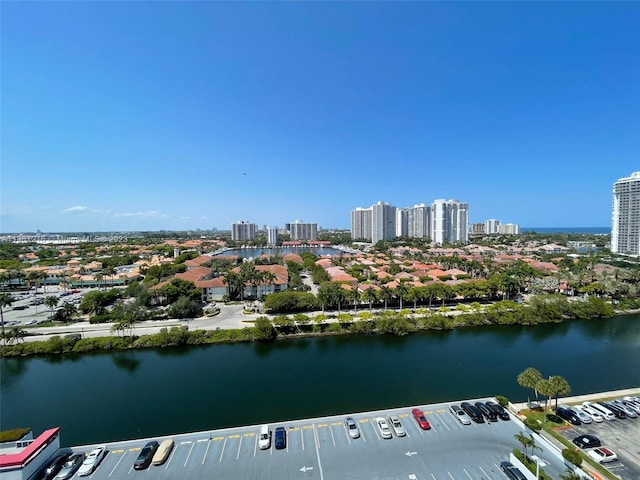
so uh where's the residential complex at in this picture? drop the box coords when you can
[351,199,468,245]
[612,171,640,255]
[231,221,257,241]
[289,221,318,241]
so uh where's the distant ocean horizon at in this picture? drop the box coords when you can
[521,227,610,234]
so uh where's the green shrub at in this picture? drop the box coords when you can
[0,427,31,442]
[561,448,583,466]
[523,417,542,431]
[495,395,509,407]
[513,449,552,480]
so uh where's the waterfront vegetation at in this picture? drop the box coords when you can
[0,294,615,356]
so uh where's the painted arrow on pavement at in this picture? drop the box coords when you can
[405,451,418,457]
[300,466,314,473]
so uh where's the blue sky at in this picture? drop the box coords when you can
[2,2,639,233]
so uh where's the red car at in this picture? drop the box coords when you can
[412,408,431,430]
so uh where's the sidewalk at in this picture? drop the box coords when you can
[510,387,640,413]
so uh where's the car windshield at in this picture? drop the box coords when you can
[260,433,268,439]
[349,423,356,429]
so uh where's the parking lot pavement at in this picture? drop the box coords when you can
[65,398,569,480]
[556,410,640,480]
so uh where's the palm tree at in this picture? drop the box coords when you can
[361,287,377,313]
[260,271,277,298]
[93,273,104,289]
[548,375,571,409]
[37,271,48,294]
[517,367,543,407]
[559,468,583,480]
[44,295,59,317]
[378,285,393,311]
[395,283,409,310]
[59,301,78,324]
[0,292,13,345]
[0,271,9,291]
[514,432,534,457]
[222,271,242,301]
[536,378,555,412]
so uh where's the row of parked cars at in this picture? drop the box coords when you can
[40,439,176,479]
[450,401,511,424]
[554,396,640,425]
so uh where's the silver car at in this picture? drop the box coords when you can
[344,417,360,439]
[375,417,392,439]
[449,404,472,425]
[568,406,592,424]
[387,415,406,437]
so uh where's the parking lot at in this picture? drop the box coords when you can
[557,404,640,480]
[60,398,569,480]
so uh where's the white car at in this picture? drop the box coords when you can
[77,446,107,476]
[449,404,472,425]
[387,415,406,437]
[568,406,592,424]
[587,447,618,464]
[375,417,392,439]
[580,403,605,422]
[584,402,615,421]
[611,400,638,418]
[258,425,271,450]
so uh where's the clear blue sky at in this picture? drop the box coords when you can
[2,2,639,233]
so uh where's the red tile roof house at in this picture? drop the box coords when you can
[231,264,289,299]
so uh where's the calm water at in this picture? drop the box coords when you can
[2,314,639,447]
[215,246,343,259]
[521,227,610,234]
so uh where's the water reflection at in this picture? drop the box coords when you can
[111,353,142,373]
[0,357,28,387]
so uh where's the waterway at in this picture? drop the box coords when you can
[2,314,639,447]
[214,246,344,259]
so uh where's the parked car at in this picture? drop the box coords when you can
[449,404,472,425]
[572,434,601,449]
[460,402,484,423]
[583,402,615,421]
[554,406,582,425]
[387,415,406,437]
[258,425,271,449]
[152,439,174,466]
[40,454,68,480]
[618,399,640,414]
[411,408,431,430]
[54,454,84,480]
[597,401,626,419]
[375,417,392,439]
[587,447,618,464]
[607,401,636,418]
[77,446,107,476]
[486,401,510,421]
[569,406,592,424]
[274,427,287,449]
[580,403,605,423]
[344,417,360,439]
[134,441,159,470]
[475,402,498,422]
[500,461,527,480]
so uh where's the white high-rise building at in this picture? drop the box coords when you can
[431,199,469,244]
[267,226,278,246]
[351,207,372,241]
[498,223,520,235]
[231,221,257,241]
[396,208,409,237]
[485,219,501,234]
[290,221,318,241]
[371,201,397,244]
[407,204,431,239]
[612,171,640,255]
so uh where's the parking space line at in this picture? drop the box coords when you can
[448,471,455,480]
[218,438,226,463]
[301,426,305,451]
[202,438,211,464]
[479,466,490,479]
[164,444,177,470]
[236,435,243,460]
[431,474,437,480]
[253,433,257,457]
[108,450,126,477]
[329,424,336,446]
[313,424,325,480]
[464,468,472,479]
[184,441,194,467]
[435,412,450,431]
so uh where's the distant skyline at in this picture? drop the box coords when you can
[2,2,639,233]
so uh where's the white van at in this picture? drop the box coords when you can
[258,425,271,450]
[583,401,615,421]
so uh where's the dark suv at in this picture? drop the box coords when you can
[460,402,484,423]
[475,402,498,422]
[554,406,582,425]
[500,461,527,480]
[486,401,510,420]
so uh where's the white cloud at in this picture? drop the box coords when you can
[112,210,166,219]
[62,205,101,213]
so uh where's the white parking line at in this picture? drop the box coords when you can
[202,439,211,464]
[313,425,325,480]
[301,427,305,450]
[435,412,450,431]
[236,435,243,460]
[329,425,336,446]
[448,471,455,480]
[464,468,473,479]
[218,438,226,463]
[164,444,176,470]
[479,466,491,478]
[183,441,194,467]
[253,433,257,457]
[431,474,437,480]
[108,451,126,477]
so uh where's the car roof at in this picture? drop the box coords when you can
[599,447,613,454]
